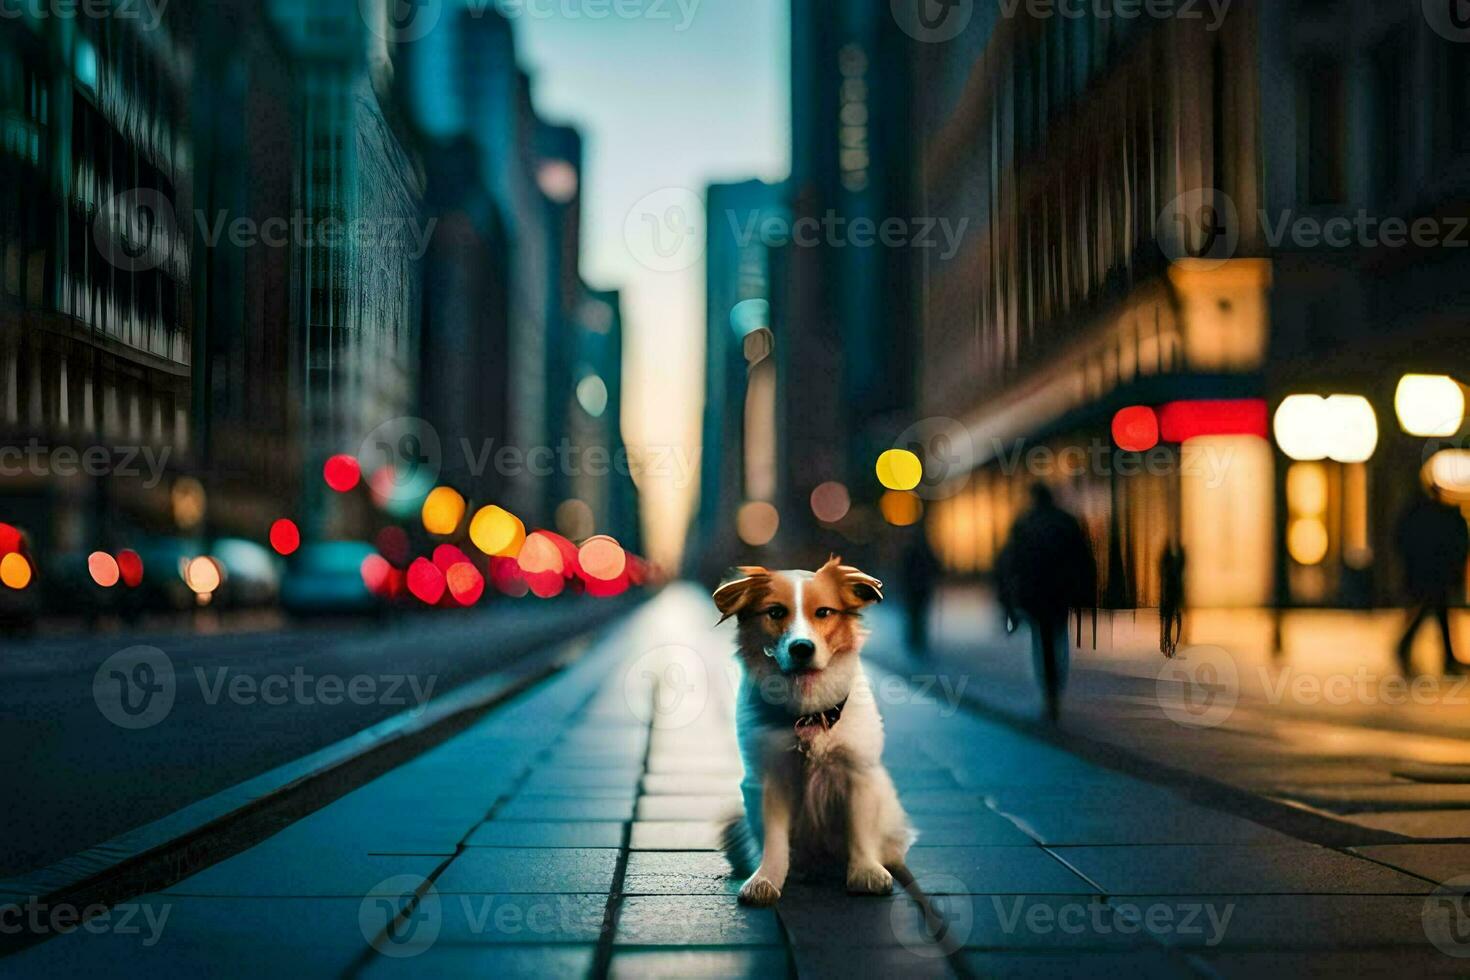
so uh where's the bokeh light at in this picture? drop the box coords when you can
[578,535,627,581]
[0,522,20,556]
[0,552,32,590]
[375,526,411,566]
[323,454,361,493]
[432,543,473,572]
[1323,395,1378,464]
[576,375,609,418]
[184,556,222,595]
[876,449,923,491]
[517,531,568,598]
[1428,450,1470,500]
[1111,406,1160,452]
[361,554,395,595]
[736,501,780,546]
[171,477,206,530]
[269,518,301,556]
[1288,517,1329,566]
[117,549,144,588]
[421,487,467,536]
[880,490,924,527]
[1274,394,1378,463]
[810,482,851,524]
[407,557,447,605]
[1286,462,1329,517]
[88,551,120,588]
[446,562,485,606]
[556,498,595,540]
[469,505,526,558]
[1396,374,1464,437]
[490,556,530,598]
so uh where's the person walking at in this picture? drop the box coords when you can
[998,483,1097,723]
[1395,482,1469,676]
[901,532,941,654]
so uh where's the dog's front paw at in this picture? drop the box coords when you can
[738,874,782,907]
[846,863,894,896]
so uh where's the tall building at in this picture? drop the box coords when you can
[695,178,787,577]
[910,1,1470,609]
[780,0,917,562]
[0,4,195,556]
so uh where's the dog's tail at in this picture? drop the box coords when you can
[719,810,759,879]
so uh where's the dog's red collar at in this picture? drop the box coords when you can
[794,697,847,739]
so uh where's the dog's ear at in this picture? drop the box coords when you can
[713,567,771,624]
[822,556,883,607]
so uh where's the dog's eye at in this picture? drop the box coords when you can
[765,606,788,621]
[814,607,836,619]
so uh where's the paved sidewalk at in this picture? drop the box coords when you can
[8,586,1467,977]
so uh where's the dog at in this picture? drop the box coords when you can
[713,556,914,906]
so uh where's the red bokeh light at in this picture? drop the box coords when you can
[432,543,472,573]
[88,551,120,588]
[490,556,529,598]
[446,562,485,606]
[1111,406,1160,452]
[323,454,361,493]
[361,554,394,595]
[117,549,144,588]
[1158,399,1269,442]
[0,523,20,556]
[269,518,301,556]
[407,557,446,605]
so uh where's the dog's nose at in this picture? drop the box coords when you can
[788,639,816,662]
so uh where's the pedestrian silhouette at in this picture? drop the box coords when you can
[998,484,1097,722]
[901,531,941,654]
[1395,481,1468,676]
[1159,543,1186,658]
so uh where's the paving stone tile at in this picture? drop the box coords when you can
[905,846,1097,894]
[791,943,958,978]
[958,949,1197,978]
[615,896,782,946]
[431,894,607,944]
[495,795,635,821]
[642,773,744,796]
[521,766,643,789]
[990,802,1298,846]
[6,896,368,979]
[636,795,741,821]
[435,848,619,894]
[357,944,596,978]
[1120,894,1435,949]
[162,843,440,898]
[608,947,790,979]
[1349,844,1470,885]
[893,791,990,815]
[644,755,743,775]
[911,812,1039,846]
[630,821,722,850]
[464,821,626,849]
[623,851,741,895]
[1181,946,1470,977]
[1056,844,1434,895]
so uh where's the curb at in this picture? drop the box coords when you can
[0,600,638,956]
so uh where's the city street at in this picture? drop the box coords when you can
[7,588,1469,977]
[0,598,630,877]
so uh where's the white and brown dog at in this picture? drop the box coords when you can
[713,557,914,906]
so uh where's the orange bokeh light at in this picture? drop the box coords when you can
[88,551,120,588]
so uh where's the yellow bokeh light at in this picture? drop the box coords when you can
[1396,374,1464,437]
[1323,395,1378,464]
[1429,450,1470,500]
[1287,517,1329,566]
[880,490,924,527]
[421,487,467,536]
[468,505,526,558]
[876,449,923,491]
[736,501,779,546]
[1285,462,1328,518]
[0,552,32,589]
